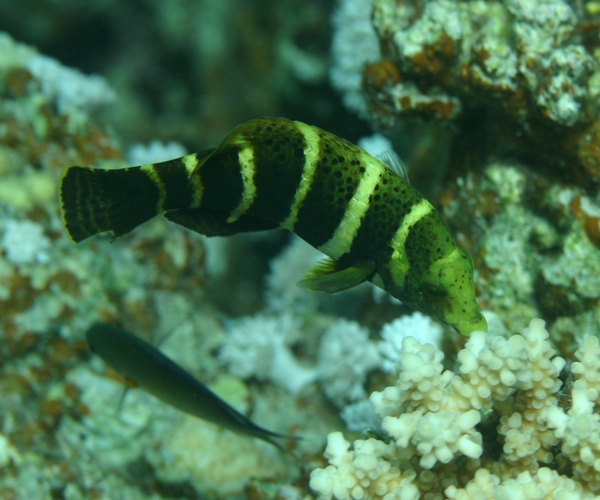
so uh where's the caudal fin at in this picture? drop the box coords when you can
[60,165,162,242]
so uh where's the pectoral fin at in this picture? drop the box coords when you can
[298,258,375,293]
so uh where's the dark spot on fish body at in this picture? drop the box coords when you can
[346,174,419,263]
[404,222,434,265]
[294,140,362,247]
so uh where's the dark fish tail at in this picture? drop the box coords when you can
[60,156,198,242]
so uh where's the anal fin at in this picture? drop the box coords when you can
[165,208,279,237]
[298,258,375,293]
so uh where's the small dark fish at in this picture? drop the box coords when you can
[86,322,299,456]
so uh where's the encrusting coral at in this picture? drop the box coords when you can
[332,0,600,191]
[310,319,600,499]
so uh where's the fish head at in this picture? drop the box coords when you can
[378,245,487,336]
[417,246,487,336]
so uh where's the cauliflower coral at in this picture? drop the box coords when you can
[310,319,600,499]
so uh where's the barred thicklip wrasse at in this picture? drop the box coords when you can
[86,323,299,455]
[61,118,487,336]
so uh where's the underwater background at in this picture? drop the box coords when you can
[2,0,600,499]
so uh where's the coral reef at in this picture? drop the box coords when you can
[0,31,329,499]
[219,313,318,395]
[330,0,381,117]
[4,0,600,497]
[318,319,381,406]
[323,2,600,491]
[437,161,600,355]
[377,312,443,373]
[0,29,377,499]
[332,0,600,191]
[310,319,600,499]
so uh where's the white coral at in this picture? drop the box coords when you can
[371,337,450,417]
[446,467,591,500]
[264,235,323,312]
[318,319,381,406]
[2,219,50,265]
[127,140,188,165]
[330,0,381,117]
[309,432,419,500]
[377,312,443,373]
[545,337,600,491]
[311,318,600,498]
[571,336,600,406]
[384,409,482,469]
[25,53,115,115]
[393,0,463,58]
[340,399,381,432]
[218,313,317,395]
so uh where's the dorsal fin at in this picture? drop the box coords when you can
[377,150,410,183]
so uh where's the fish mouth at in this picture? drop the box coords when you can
[452,313,488,337]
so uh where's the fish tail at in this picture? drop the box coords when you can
[60,156,197,242]
[59,165,160,242]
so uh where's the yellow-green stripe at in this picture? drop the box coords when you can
[280,122,322,230]
[141,164,167,211]
[387,198,433,283]
[317,150,387,259]
[227,144,257,222]
[182,153,202,208]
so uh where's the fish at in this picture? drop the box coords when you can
[61,117,487,336]
[85,322,299,456]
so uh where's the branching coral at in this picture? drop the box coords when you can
[546,336,600,492]
[377,312,443,373]
[310,319,600,499]
[218,313,318,395]
[310,432,420,500]
[318,319,381,406]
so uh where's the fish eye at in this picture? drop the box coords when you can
[421,282,447,297]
